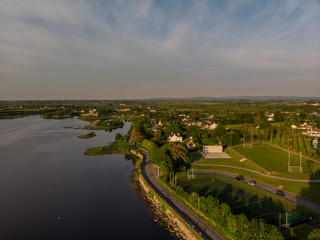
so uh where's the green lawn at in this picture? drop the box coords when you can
[177,173,309,227]
[281,224,315,240]
[233,144,320,179]
[189,152,203,162]
[196,148,268,173]
[192,164,320,207]
[271,137,320,161]
[78,132,96,139]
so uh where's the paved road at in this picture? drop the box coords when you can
[193,164,320,182]
[134,146,225,240]
[193,169,320,215]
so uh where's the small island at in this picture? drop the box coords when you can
[78,132,96,139]
[83,119,124,131]
[84,139,130,155]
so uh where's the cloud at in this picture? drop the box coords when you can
[0,0,319,99]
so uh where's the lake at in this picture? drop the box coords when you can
[0,116,175,240]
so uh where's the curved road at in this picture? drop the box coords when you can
[134,146,225,240]
[193,169,320,215]
[193,164,320,182]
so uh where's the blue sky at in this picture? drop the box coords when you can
[0,0,319,99]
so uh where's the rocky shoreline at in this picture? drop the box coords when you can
[131,171,199,240]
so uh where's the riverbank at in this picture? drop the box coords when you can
[131,155,201,240]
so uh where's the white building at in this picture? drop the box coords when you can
[186,139,196,149]
[302,128,320,137]
[312,138,318,150]
[266,113,274,121]
[202,145,230,159]
[208,122,218,130]
[203,145,223,153]
[168,133,183,142]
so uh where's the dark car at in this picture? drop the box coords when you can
[248,180,256,186]
[236,175,245,181]
[276,190,285,198]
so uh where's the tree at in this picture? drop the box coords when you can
[308,229,320,240]
[130,127,144,142]
[115,133,122,141]
[167,144,189,170]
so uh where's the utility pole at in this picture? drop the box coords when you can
[279,213,281,228]
[288,150,291,172]
[243,135,245,148]
[300,152,302,172]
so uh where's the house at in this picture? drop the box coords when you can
[301,128,320,137]
[208,122,218,130]
[186,139,196,149]
[312,138,318,150]
[291,124,297,129]
[168,133,183,142]
[266,113,274,121]
[82,109,98,117]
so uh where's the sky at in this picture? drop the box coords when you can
[0,0,319,100]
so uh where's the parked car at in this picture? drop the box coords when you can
[248,180,256,186]
[276,190,285,198]
[236,175,245,181]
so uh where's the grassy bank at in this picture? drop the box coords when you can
[78,132,96,139]
[84,140,130,155]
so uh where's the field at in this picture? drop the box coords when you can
[271,135,320,161]
[195,148,268,173]
[233,144,320,179]
[177,173,308,227]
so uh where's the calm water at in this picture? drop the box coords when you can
[0,116,174,240]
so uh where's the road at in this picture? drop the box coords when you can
[134,146,225,240]
[193,164,320,182]
[193,169,320,215]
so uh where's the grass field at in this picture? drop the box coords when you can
[271,136,320,161]
[195,148,268,173]
[233,144,320,179]
[281,224,315,240]
[192,164,320,206]
[177,173,309,227]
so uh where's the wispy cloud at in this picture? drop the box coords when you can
[0,0,319,99]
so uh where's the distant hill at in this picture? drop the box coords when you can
[145,96,320,101]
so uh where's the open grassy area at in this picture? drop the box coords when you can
[196,148,268,173]
[233,144,320,179]
[78,132,96,139]
[271,136,320,161]
[189,152,202,162]
[281,224,315,240]
[191,164,320,207]
[84,140,130,155]
[177,173,310,227]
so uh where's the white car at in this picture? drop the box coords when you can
[248,180,256,186]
